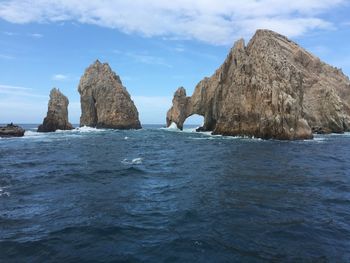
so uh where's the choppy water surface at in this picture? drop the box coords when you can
[1,124,350,262]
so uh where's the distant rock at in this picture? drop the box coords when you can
[0,124,25,137]
[78,60,141,129]
[167,29,350,140]
[38,88,73,132]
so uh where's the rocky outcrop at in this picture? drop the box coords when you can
[38,88,73,132]
[167,29,350,140]
[0,124,25,137]
[78,60,141,129]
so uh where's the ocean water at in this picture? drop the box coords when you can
[0,124,350,262]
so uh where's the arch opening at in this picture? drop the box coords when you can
[183,114,205,131]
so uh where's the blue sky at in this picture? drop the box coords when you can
[0,0,350,125]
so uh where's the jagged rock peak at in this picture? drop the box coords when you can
[78,60,141,129]
[167,29,350,140]
[38,88,73,132]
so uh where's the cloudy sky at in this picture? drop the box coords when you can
[1,0,350,124]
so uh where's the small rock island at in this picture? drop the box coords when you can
[78,60,141,129]
[167,29,350,140]
[38,88,73,132]
[0,124,25,137]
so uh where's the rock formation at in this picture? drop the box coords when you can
[0,124,25,137]
[78,60,141,129]
[38,88,73,132]
[167,29,350,140]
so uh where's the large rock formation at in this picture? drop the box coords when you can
[38,88,73,132]
[0,124,25,137]
[78,60,141,129]
[167,29,350,140]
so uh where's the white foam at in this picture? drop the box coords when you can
[132,158,143,164]
[122,157,143,165]
[161,122,180,131]
[0,187,10,197]
[75,126,106,133]
[313,137,326,141]
[24,130,45,137]
[124,136,129,140]
[183,127,197,133]
[330,132,350,137]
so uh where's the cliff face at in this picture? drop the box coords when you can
[78,60,141,129]
[38,88,73,132]
[167,30,350,140]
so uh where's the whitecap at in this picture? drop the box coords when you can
[75,126,106,133]
[132,158,143,164]
[122,157,143,165]
[0,187,10,197]
[161,122,180,131]
[23,130,47,138]
[183,127,197,133]
[124,136,129,140]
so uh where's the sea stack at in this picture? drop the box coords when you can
[167,29,350,140]
[38,88,73,132]
[78,60,141,129]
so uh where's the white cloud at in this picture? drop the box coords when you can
[0,84,46,97]
[28,33,43,38]
[113,50,171,67]
[0,54,14,59]
[52,74,69,81]
[126,52,171,67]
[0,84,30,90]
[3,31,17,36]
[0,0,346,45]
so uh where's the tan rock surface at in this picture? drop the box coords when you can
[38,88,73,132]
[78,60,141,129]
[167,30,350,140]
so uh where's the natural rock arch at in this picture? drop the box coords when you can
[166,86,217,131]
[167,29,350,140]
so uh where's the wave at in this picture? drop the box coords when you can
[72,126,107,133]
[0,187,10,197]
[161,123,209,134]
[122,158,143,165]
[161,122,180,131]
[25,126,107,136]
[23,130,47,138]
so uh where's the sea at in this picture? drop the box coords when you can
[0,124,350,262]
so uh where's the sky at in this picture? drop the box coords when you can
[0,0,350,125]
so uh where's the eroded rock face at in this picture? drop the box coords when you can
[38,88,73,132]
[167,30,350,140]
[78,60,141,129]
[0,124,25,137]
